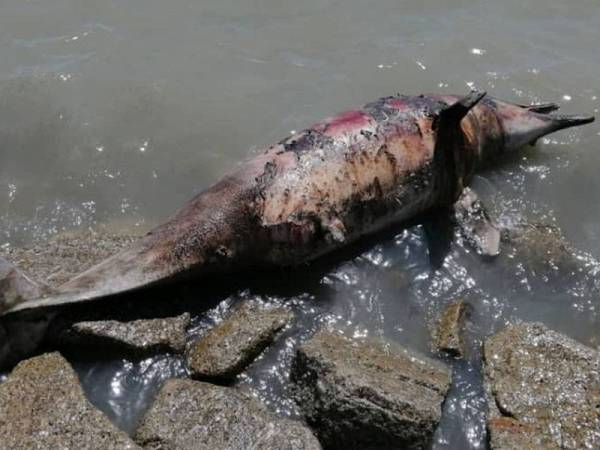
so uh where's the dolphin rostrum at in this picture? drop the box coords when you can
[0,91,594,364]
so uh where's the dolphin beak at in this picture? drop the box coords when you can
[546,113,595,132]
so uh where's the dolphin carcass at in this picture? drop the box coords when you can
[0,91,594,363]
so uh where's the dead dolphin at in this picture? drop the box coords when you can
[0,91,594,363]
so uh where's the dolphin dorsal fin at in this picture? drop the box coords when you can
[439,90,487,124]
[433,91,486,205]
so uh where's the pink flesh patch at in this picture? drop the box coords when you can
[387,98,411,110]
[313,110,373,137]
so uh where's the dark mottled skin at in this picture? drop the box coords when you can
[4,93,593,315]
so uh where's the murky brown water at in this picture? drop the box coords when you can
[1,0,599,448]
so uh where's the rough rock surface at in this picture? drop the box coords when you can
[65,313,190,356]
[433,300,469,357]
[135,378,321,450]
[187,302,293,379]
[0,352,138,449]
[290,329,452,450]
[484,322,600,449]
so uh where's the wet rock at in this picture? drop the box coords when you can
[0,352,138,449]
[135,378,321,450]
[64,313,190,356]
[502,223,579,275]
[290,329,452,450]
[484,322,600,449]
[454,187,501,256]
[432,300,469,357]
[187,302,293,379]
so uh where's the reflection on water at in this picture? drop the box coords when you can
[74,355,187,435]
[0,0,599,447]
[434,360,488,449]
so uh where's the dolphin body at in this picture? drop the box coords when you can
[0,91,594,364]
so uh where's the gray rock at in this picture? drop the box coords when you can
[135,378,321,450]
[502,223,580,275]
[454,187,501,256]
[290,329,452,450]
[0,352,138,449]
[433,300,469,357]
[484,322,600,449]
[187,302,293,379]
[65,313,190,356]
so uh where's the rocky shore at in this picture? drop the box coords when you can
[1,303,599,449]
[484,322,600,449]
[1,225,599,449]
[0,352,138,449]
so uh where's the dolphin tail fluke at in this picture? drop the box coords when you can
[0,257,46,313]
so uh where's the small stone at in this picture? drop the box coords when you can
[135,378,321,450]
[0,352,138,449]
[484,322,600,449]
[187,302,293,379]
[290,328,451,450]
[65,313,190,356]
[433,300,469,357]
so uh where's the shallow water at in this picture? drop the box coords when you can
[1,0,599,447]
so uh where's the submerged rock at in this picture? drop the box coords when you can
[64,313,190,356]
[0,352,138,449]
[432,300,469,358]
[135,378,321,449]
[484,322,600,449]
[187,302,293,379]
[290,329,451,450]
[502,223,580,275]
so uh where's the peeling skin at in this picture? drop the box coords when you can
[2,93,594,321]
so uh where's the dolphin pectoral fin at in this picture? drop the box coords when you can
[453,187,500,257]
[423,210,455,269]
[522,102,560,114]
